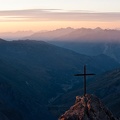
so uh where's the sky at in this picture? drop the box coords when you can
[0,0,120,32]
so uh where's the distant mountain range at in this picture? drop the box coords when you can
[22,28,120,63]
[0,39,119,120]
[23,27,120,42]
[24,27,75,41]
[1,27,120,42]
[1,28,120,64]
[0,31,34,40]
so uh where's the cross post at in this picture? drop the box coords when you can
[74,65,95,96]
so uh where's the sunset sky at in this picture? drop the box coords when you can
[0,0,120,32]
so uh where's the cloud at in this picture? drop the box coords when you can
[0,9,120,22]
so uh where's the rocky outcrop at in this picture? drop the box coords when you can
[59,94,117,120]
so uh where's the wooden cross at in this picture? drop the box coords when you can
[74,65,95,96]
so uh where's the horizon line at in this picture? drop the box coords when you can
[0,27,120,33]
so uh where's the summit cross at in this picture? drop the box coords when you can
[74,65,95,96]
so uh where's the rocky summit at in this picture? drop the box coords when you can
[59,94,118,120]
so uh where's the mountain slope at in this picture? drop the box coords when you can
[50,41,120,63]
[52,68,120,118]
[0,39,119,120]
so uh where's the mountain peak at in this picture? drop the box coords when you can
[94,27,102,31]
[59,94,117,120]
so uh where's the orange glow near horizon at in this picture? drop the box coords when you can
[0,21,120,32]
[0,0,120,32]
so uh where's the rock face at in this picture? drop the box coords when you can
[59,94,117,120]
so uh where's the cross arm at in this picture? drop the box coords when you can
[74,73,95,76]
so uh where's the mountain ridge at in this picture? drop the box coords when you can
[1,27,120,42]
[22,27,120,42]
